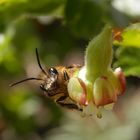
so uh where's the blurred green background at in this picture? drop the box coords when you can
[0,0,140,140]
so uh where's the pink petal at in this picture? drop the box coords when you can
[114,67,126,95]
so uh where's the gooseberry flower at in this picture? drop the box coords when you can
[68,77,88,106]
[67,25,126,118]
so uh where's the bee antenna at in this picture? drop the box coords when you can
[35,48,47,75]
[9,78,43,87]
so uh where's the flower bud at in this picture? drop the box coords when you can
[104,69,123,96]
[67,25,126,118]
[114,67,126,95]
[68,77,88,106]
[93,76,117,107]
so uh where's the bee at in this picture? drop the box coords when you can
[10,49,82,111]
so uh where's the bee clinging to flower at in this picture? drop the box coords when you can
[10,25,126,118]
[10,48,83,111]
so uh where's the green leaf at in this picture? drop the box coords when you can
[64,0,107,38]
[114,23,140,77]
[0,0,66,25]
[115,47,140,77]
[114,23,140,48]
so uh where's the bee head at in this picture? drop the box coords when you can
[39,67,59,92]
[10,48,69,100]
[10,49,60,94]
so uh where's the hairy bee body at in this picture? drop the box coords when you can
[39,65,82,110]
[10,49,83,111]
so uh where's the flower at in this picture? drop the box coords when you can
[68,77,88,106]
[67,25,126,118]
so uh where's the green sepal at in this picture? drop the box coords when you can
[85,25,113,83]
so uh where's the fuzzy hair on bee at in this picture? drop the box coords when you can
[10,49,83,111]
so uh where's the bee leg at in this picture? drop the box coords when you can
[56,96,67,102]
[63,71,69,81]
[56,96,81,110]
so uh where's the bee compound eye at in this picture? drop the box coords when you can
[49,67,58,75]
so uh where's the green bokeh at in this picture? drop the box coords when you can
[0,0,140,140]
